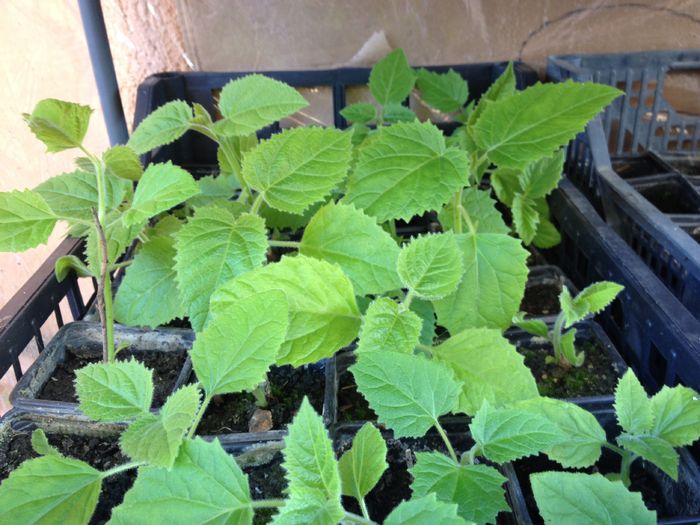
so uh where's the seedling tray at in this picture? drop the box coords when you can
[521,264,578,323]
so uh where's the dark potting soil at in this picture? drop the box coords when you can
[196,364,325,435]
[637,179,700,214]
[243,452,286,525]
[516,339,618,399]
[39,349,186,407]
[0,431,134,524]
[520,282,561,316]
[337,354,376,422]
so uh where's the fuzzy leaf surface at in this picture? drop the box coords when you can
[438,187,509,234]
[24,99,92,152]
[416,68,469,113]
[0,190,56,251]
[369,49,416,105]
[512,194,539,244]
[104,145,143,181]
[617,434,679,480]
[127,100,192,154]
[564,281,624,327]
[397,233,464,300]
[615,370,653,435]
[338,423,388,501]
[340,103,377,124]
[519,150,565,198]
[650,385,700,447]
[356,297,422,354]
[467,62,516,126]
[385,493,474,525]
[31,429,60,456]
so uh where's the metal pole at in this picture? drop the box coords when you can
[78,0,129,146]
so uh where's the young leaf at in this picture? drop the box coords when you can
[467,61,516,127]
[416,68,469,113]
[85,210,144,271]
[559,287,588,328]
[191,289,288,396]
[344,121,469,223]
[566,281,624,327]
[31,429,60,456]
[242,127,352,214]
[114,236,185,328]
[614,370,653,435]
[350,351,460,438]
[617,433,679,480]
[341,103,377,124]
[0,190,57,251]
[122,161,199,227]
[470,401,563,463]
[411,298,437,346]
[300,201,401,295]
[0,455,101,525]
[438,187,509,234]
[109,438,253,525]
[217,74,309,136]
[383,102,417,123]
[397,233,464,300]
[104,145,143,181]
[471,81,621,169]
[127,100,193,154]
[23,99,92,152]
[338,423,388,502]
[55,254,93,281]
[512,194,540,244]
[75,359,154,421]
[531,472,656,525]
[119,384,201,469]
[490,168,520,207]
[356,297,422,354]
[650,385,700,447]
[187,174,240,209]
[512,313,549,338]
[211,254,361,367]
[533,214,561,249]
[433,233,529,331]
[410,452,509,524]
[369,48,416,105]
[385,493,473,525]
[559,327,582,366]
[174,208,268,331]
[275,398,344,525]
[432,328,538,416]
[519,149,565,198]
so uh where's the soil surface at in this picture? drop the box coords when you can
[520,282,562,316]
[196,364,325,435]
[516,338,619,399]
[337,353,375,422]
[244,452,286,525]
[0,431,134,524]
[39,349,186,407]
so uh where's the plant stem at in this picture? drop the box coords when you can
[602,442,627,456]
[401,289,416,311]
[434,420,458,463]
[92,208,115,363]
[252,381,269,409]
[551,311,566,365]
[451,188,463,234]
[343,511,378,525]
[101,461,144,479]
[268,239,301,249]
[187,392,213,438]
[215,132,251,202]
[112,259,132,270]
[359,498,371,521]
[250,499,286,509]
[249,193,264,215]
[619,450,635,488]
[415,343,433,358]
[459,205,477,235]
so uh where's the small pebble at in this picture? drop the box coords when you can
[249,409,273,432]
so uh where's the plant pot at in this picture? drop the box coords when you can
[627,173,700,215]
[510,409,700,524]
[0,409,131,525]
[520,265,578,322]
[10,321,193,415]
[331,421,530,524]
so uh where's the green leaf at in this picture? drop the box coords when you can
[350,351,460,437]
[300,201,401,295]
[519,150,564,198]
[55,255,93,281]
[175,208,267,331]
[568,281,624,326]
[369,48,416,105]
[114,236,185,328]
[0,190,57,251]
[275,398,344,525]
[559,287,588,328]
[434,232,529,331]
[75,359,153,421]
[512,194,539,244]
[104,145,143,181]
[109,438,253,525]
[533,215,561,249]
[559,327,583,366]
[472,81,621,169]
[0,455,101,524]
[512,313,549,338]
[432,328,538,416]
[650,385,700,447]
[410,452,508,524]
[217,74,308,136]
[123,162,199,227]
[340,103,377,124]
[338,423,388,501]
[438,187,509,234]
[617,433,679,480]
[120,384,201,469]
[531,472,656,525]
[385,493,474,525]
[192,289,288,396]
[467,62,516,127]
[514,397,606,468]
[615,370,653,435]
[470,401,563,463]
[242,127,352,214]
[211,254,361,367]
[127,100,193,154]
[416,68,469,113]
[383,103,417,124]
[490,168,520,207]
[187,174,240,209]
[85,211,144,274]
[31,429,60,456]
[344,121,469,223]
[397,233,464,300]
[23,99,92,152]
[356,297,422,354]
[411,298,436,346]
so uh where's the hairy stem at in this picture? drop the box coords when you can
[92,208,115,363]
[343,512,378,525]
[415,343,433,358]
[434,420,458,463]
[551,311,566,365]
[252,380,269,409]
[459,205,477,235]
[249,193,264,215]
[451,188,463,234]
[400,289,416,311]
[359,498,371,521]
[619,450,635,488]
[268,239,301,249]
[187,392,213,439]
[101,461,144,479]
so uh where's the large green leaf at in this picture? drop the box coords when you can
[614,370,653,436]
[397,233,464,300]
[415,68,468,113]
[434,232,528,331]
[24,99,92,152]
[0,454,101,524]
[467,62,516,127]
[127,100,193,154]
[0,190,57,251]
[410,452,508,525]
[512,193,540,244]
[369,49,416,105]
[617,433,679,480]
[531,472,656,525]
[103,145,143,181]
[650,385,700,447]
[192,289,288,396]
[123,162,199,227]
[519,149,565,198]
[175,208,267,331]
[338,423,387,502]
[217,74,308,136]
[109,438,253,525]
[114,235,185,328]
[300,201,401,295]
[471,81,621,169]
[340,103,377,125]
[356,297,422,354]
[350,351,460,438]
[432,328,538,416]
[344,121,469,222]
[438,187,509,234]
[242,127,351,214]
[211,254,361,367]
[75,360,153,422]
[385,494,473,525]
[187,174,240,209]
